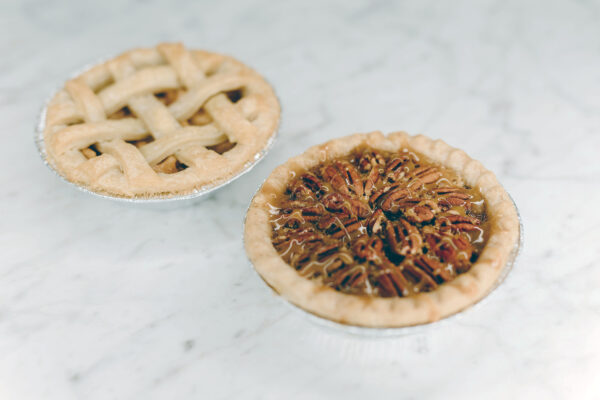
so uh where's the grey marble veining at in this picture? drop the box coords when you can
[1,0,599,399]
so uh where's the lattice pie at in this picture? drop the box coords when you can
[42,43,280,198]
[245,131,519,328]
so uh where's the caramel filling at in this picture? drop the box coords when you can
[269,147,489,298]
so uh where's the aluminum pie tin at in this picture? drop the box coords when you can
[245,192,523,337]
[35,57,279,206]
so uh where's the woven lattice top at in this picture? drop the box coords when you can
[43,43,280,198]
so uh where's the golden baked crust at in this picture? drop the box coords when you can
[244,131,519,328]
[43,42,280,198]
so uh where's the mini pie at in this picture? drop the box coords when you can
[42,42,280,198]
[245,131,519,328]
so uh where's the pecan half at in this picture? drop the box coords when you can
[272,228,323,247]
[273,228,324,267]
[299,204,325,221]
[336,160,364,197]
[437,213,481,232]
[402,262,438,292]
[322,161,363,197]
[321,164,346,193]
[314,243,341,261]
[321,192,346,213]
[289,181,313,201]
[330,266,367,289]
[280,202,325,223]
[385,156,410,182]
[413,255,455,283]
[298,247,354,279]
[358,150,386,172]
[408,166,442,187]
[435,187,472,209]
[447,234,474,272]
[367,209,386,234]
[385,219,423,256]
[290,173,325,200]
[278,209,304,228]
[363,167,381,197]
[353,237,384,262]
[369,184,395,206]
[377,267,410,297]
[322,192,370,218]
[405,206,434,223]
[402,200,437,223]
[379,187,410,212]
[423,230,473,273]
[317,214,361,239]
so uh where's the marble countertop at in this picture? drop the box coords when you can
[2,0,599,399]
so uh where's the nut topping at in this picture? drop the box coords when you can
[385,219,422,256]
[379,187,411,212]
[322,192,370,218]
[353,237,384,262]
[385,156,410,182]
[358,151,386,172]
[363,167,381,197]
[408,166,442,187]
[414,255,455,283]
[435,187,472,209]
[437,213,481,232]
[272,146,488,297]
[377,268,411,297]
[322,161,363,197]
[367,209,385,235]
[291,173,325,200]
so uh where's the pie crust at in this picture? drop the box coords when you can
[244,131,519,328]
[42,42,280,198]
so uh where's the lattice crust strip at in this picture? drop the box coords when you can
[43,43,280,198]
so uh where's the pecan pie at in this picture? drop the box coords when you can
[245,131,519,328]
[42,42,280,198]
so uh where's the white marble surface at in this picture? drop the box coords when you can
[1,0,600,398]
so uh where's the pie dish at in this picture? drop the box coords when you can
[244,131,520,328]
[40,42,280,198]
